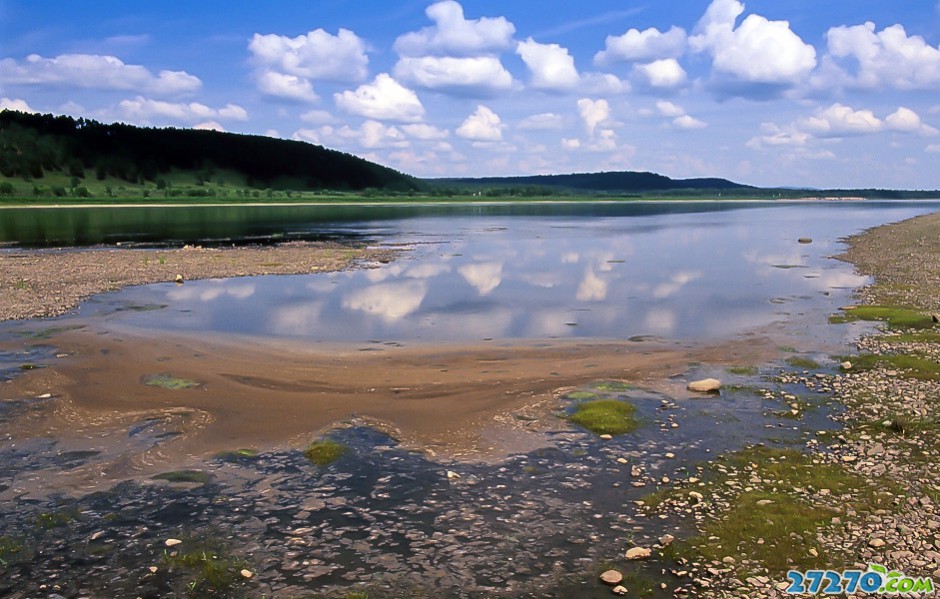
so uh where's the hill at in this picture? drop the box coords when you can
[0,110,421,196]
[430,171,754,194]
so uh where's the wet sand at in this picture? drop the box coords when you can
[3,322,781,491]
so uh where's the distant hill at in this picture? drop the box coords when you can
[430,171,754,193]
[0,110,421,193]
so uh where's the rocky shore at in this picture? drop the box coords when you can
[631,211,940,598]
[0,241,399,322]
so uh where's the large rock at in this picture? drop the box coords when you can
[625,546,652,560]
[600,569,623,585]
[688,378,721,393]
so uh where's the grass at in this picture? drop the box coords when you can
[567,399,638,436]
[654,446,901,577]
[726,365,759,376]
[164,542,249,597]
[829,305,937,329]
[35,508,79,529]
[874,331,940,344]
[564,390,598,400]
[142,373,201,390]
[216,448,259,460]
[304,438,347,467]
[152,470,211,484]
[785,356,821,370]
[841,353,940,381]
[590,380,633,392]
[0,536,26,568]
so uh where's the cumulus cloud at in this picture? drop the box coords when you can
[0,53,201,95]
[799,103,882,137]
[656,100,685,118]
[394,55,513,95]
[516,38,580,91]
[294,120,411,150]
[394,0,515,57]
[822,22,940,90]
[248,28,368,82]
[885,107,939,136]
[256,71,318,102]
[690,0,816,93]
[518,112,564,130]
[634,58,687,89]
[0,97,35,112]
[595,26,687,64]
[116,96,249,125]
[673,114,707,130]
[456,105,503,141]
[334,73,425,122]
[577,98,610,137]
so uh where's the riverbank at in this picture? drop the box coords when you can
[638,212,940,597]
[0,241,398,321]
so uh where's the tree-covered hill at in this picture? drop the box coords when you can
[431,171,754,194]
[0,110,421,193]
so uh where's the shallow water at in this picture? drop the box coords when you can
[66,200,940,348]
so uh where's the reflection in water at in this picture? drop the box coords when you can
[74,202,937,345]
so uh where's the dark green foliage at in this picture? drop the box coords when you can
[0,110,421,193]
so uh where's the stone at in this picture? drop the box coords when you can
[756,499,774,506]
[600,569,623,585]
[841,361,853,370]
[689,491,704,504]
[626,546,652,560]
[240,569,254,579]
[688,378,721,393]
[165,539,183,547]
[446,471,460,480]
[612,586,628,596]
[600,434,613,440]
[869,538,886,548]
[659,534,675,546]
[174,274,184,284]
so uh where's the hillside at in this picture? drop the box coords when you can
[0,110,421,196]
[430,171,754,194]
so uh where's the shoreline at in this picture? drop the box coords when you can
[0,241,399,322]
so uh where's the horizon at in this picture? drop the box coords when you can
[2,1,940,190]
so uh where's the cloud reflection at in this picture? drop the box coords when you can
[342,280,428,321]
[167,280,256,302]
[458,261,503,295]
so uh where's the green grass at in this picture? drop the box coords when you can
[567,399,638,435]
[785,356,821,370]
[564,390,598,401]
[590,380,634,392]
[152,470,210,484]
[142,373,201,390]
[164,543,248,597]
[0,536,26,568]
[829,305,936,329]
[35,508,79,529]
[874,331,940,344]
[726,365,759,376]
[304,438,347,467]
[841,353,940,381]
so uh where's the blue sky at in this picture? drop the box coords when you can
[2,1,940,189]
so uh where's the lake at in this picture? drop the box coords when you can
[1,199,939,598]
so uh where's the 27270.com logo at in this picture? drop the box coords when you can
[786,565,934,595]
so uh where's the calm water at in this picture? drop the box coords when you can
[61,200,940,346]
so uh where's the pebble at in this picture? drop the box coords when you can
[599,569,623,585]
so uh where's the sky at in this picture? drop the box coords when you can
[2,1,940,189]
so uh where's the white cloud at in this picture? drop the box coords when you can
[580,72,631,95]
[577,98,611,137]
[595,26,687,64]
[634,58,687,89]
[576,268,608,301]
[394,55,513,95]
[116,96,249,125]
[518,112,564,130]
[401,123,449,140]
[673,115,707,130]
[360,120,409,148]
[800,103,882,137]
[343,280,427,321]
[823,22,940,90]
[456,105,503,141]
[0,53,201,95]
[561,138,581,150]
[926,144,940,154]
[656,100,685,118]
[300,109,337,124]
[248,28,368,83]
[690,0,816,90]
[0,97,35,112]
[256,71,318,102]
[516,38,580,91]
[294,120,411,150]
[394,0,515,57]
[334,73,425,122]
[746,122,811,149]
[885,107,939,136]
[194,121,225,132]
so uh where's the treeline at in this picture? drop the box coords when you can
[431,171,754,193]
[0,110,421,192]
